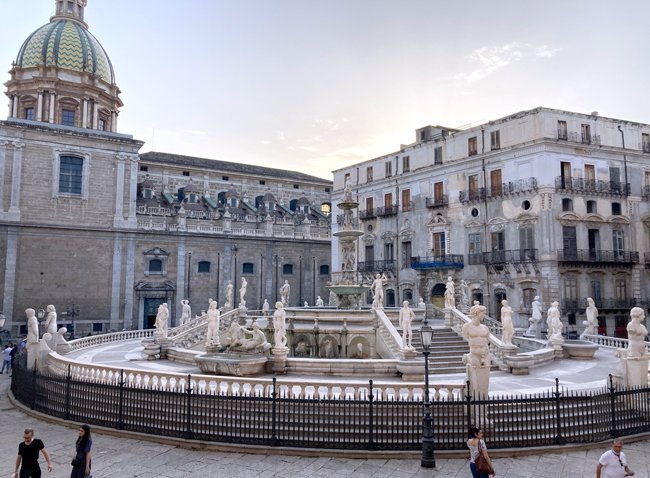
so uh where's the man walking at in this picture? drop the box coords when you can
[1,342,12,373]
[13,428,53,478]
[596,438,634,477]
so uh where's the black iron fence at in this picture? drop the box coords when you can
[11,362,650,451]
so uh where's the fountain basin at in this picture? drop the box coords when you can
[195,353,268,376]
[561,340,599,360]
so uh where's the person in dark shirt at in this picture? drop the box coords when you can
[13,428,53,478]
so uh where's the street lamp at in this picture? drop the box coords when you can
[419,324,436,468]
[66,304,80,337]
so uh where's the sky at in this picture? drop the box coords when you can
[2,0,650,180]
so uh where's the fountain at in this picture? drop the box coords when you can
[327,178,370,308]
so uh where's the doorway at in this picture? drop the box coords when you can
[494,290,507,320]
[143,298,164,329]
[430,283,446,308]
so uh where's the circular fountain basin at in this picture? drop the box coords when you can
[333,230,364,238]
[195,353,268,376]
[561,340,599,360]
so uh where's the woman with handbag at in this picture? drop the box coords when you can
[70,424,92,478]
[467,426,495,478]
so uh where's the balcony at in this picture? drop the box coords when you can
[459,188,486,203]
[487,178,538,199]
[483,249,538,265]
[359,208,377,220]
[425,195,449,208]
[563,298,643,312]
[357,260,396,273]
[468,253,484,265]
[643,186,650,201]
[410,255,464,270]
[376,205,398,217]
[555,177,630,197]
[558,249,639,266]
[557,131,601,145]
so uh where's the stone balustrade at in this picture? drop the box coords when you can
[67,329,154,351]
[582,334,650,353]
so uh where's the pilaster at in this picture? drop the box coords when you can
[110,236,123,330]
[6,141,24,221]
[113,154,126,227]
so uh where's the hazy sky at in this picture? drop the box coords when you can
[2,1,650,179]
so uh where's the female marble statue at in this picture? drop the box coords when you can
[225,281,234,308]
[581,297,599,338]
[44,305,58,336]
[460,280,470,308]
[205,299,220,346]
[154,303,169,337]
[547,301,563,340]
[315,296,324,307]
[444,276,456,309]
[273,302,287,348]
[239,277,247,306]
[262,299,270,316]
[26,308,39,344]
[500,300,514,346]
[627,307,649,359]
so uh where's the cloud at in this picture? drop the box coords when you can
[455,42,561,82]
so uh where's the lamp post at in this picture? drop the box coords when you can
[419,324,435,468]
[66,304,80,337]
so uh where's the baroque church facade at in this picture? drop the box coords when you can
[333,108,650,337]
[0,0,332,336]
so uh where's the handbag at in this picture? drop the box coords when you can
[475,440,495,475]
[71,458,81,467]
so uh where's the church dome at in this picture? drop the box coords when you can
[16,19,115,84]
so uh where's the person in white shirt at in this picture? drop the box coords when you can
[596,438,634,478]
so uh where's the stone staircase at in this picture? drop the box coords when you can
[406,326,470,375]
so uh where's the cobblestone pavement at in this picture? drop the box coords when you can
[2,375,649,478]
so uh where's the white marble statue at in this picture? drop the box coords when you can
[398,300,415,350]
[547,301,563,342]
[280,280,291,305]
[304,301,309,307]
[273,301,287,348]
[230,321,270,352]
[225,280,234,309]
[417,297,426,309]
[526,295,543,337]
[343,176,353,202]
[444,276,456,309]
[370,273,388,309]
[500,299,514,346]
[239,277,247,307]
[180,299,191,325]
[26,308,39,344]
[581,297,599,339]
[155,303,169,337]
[262,299,270,316]
[627,307,649,359]
[328,290,339,307]
[460,280,470,308]
[316,296,324,307]
[44,304,57,336]
[205,299,220,347]
[462,303,491,367]
[341,242,356,272]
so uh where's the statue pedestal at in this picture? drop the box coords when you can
[444,309,453,327]
[466,364,490,399]
[623,356,649,387]
[205,344,220,354]
[26,342,39,371]
[548,336,565,359]
[141,338,161,360]
[154,335,169,359]
[271,347,289,374]
[396,348,421,381]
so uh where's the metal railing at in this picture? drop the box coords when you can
[357,260,396,273]
[563,298,644,311]
[482,249,538,264]
[643,186,650,201]
[376,205,398,217]
[557,249,639,264]
[555,177,630,196]
[359,209,376,220]
[557,131,601,145]
[425,195,448,208]
[11,362,650,451]
[459,188,486,203]
[487,178,538,199]
[410,255,464,269]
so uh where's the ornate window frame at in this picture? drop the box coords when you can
[52,148,91,200]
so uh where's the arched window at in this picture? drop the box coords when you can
[321,202,331,215]
[217,191,227,205]
[290,199,299,211]
[283,264,294,275]
[386,289,396,307]
[403,289,413,302]
[149,259,162,273]
[242,262,254,274]
[198,261,211,273]
[319,265,330,275]
[255,195,264,208]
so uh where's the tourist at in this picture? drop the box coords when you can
[70,424,92,478]
[13,428,54,477]
[466,426,495,478]
[2,342,12,373]
[596,438,634,477]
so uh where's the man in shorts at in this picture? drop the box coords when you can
[13,428,53,478]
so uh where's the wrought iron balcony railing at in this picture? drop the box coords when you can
[557,130,601,145]
[410,255,464,269]
[487,178,538,199]
[468,253,484,265]
[376,205,398,217]
[555,177,630,197]
[557,249,639,264]
[359,208,376,220]
[357,260,396,273]
[425,195,448,208]
[483,249,538,265]
[643,185,650,201]
[459,188,486,203]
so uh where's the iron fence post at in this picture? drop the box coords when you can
[118,369,124,430]
[185,374,192,439]
[368,379,374,450]
[271,377,278,446]
[31,368,37,410]
[65,364,71,420]
[608,374,618,438]
[465,380,472,437]
[553,378,564,444]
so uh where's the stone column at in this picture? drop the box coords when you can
[82,98,89,128]
[0,141,7,212]
[111,111,117,132]
[8,142,24,220]
[8,96,14,118]
[48,92,56,123]
[113,154,126,227]
[12,95,18,118]
[92,101,99,129]
[36,91,43,122]
[123,237,136,329]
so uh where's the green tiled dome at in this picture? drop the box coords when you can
[16,19,115,84]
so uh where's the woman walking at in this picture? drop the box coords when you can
[467,426,495,478]
[70,424,92,478]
